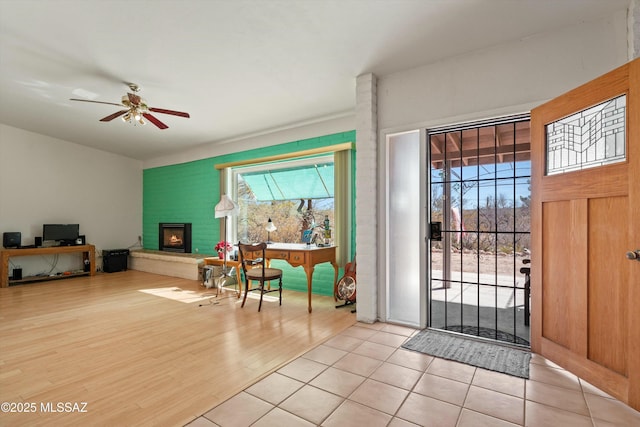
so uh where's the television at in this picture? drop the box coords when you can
[43,224,79,244]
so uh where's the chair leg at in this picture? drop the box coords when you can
[278,277,282,306]
[258,281,264,312]
[241,279,249,308]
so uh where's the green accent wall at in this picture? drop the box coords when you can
[143,130,356,296]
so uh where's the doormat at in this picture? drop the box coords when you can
[402,329,531,379]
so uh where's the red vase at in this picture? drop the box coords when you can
[218,252,224,259]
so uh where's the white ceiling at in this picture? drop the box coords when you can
[0,0,629,161]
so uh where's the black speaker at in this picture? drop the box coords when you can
[103,249,129,273]
[3,232,21,248]
[35,236,42,247]
[12,268,22,280]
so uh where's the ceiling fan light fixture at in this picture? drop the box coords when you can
[70,82,189,130]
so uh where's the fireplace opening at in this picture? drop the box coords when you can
[159,223,192,253]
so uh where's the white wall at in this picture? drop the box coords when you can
[378,13,628,132]
[0,124,142,275]
[368,13,629,327]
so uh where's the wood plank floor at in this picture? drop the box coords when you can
[0,270,357,426]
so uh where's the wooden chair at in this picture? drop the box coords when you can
[237,242,283,311]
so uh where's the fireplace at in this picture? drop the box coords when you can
[159,223,192,253]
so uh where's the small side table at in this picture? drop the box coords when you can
[204,257,242,298]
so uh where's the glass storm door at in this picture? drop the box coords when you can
[428,117,531,347]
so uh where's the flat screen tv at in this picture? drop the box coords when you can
[43,224,79,243]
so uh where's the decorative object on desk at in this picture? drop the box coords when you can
[298,198,314,241]
[336,253,356,308]
[265,218,277,244]
[302,229,313,245]
[322,215,332,246]
[214,194,239,295]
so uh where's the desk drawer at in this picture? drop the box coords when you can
[265,250,289,260]
[243,250,264,261]
[289,252,306,264]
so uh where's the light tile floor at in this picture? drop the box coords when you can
[186,322,640,427]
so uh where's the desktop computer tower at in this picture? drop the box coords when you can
[103,249,129,273]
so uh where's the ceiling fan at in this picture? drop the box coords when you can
[70,83,190,129]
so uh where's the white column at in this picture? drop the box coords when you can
[355,73,378,323]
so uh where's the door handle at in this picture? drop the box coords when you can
[626,249,640,261]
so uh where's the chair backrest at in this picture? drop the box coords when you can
[237,242,268,280]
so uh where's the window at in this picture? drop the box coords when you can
[546,94,626,175]
[232,155,335,244]
[216,143,353,267]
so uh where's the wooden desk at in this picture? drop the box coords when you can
[241,243,338,313]
[203,257,242,297]
[0,244,96,287]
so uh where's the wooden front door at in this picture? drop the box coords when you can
[531,59,640,410]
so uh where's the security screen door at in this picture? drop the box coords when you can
[428,117,531,347]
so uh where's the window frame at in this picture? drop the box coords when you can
[214,142,354,266]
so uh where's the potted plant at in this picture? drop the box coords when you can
[215,241,232,259]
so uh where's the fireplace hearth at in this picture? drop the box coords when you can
[159,223,192,253]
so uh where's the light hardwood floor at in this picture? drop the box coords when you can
[0,270,357,426]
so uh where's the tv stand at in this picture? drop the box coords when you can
[0,244,96,287]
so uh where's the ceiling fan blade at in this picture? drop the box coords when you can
[70,98,123,107]
[142,113,168,129]
[127,92,142,106]
[100,110,128,122]
[148,107,190,118]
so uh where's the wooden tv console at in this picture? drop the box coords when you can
[0,244,96,287]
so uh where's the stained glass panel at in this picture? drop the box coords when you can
[546,95,626,175]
